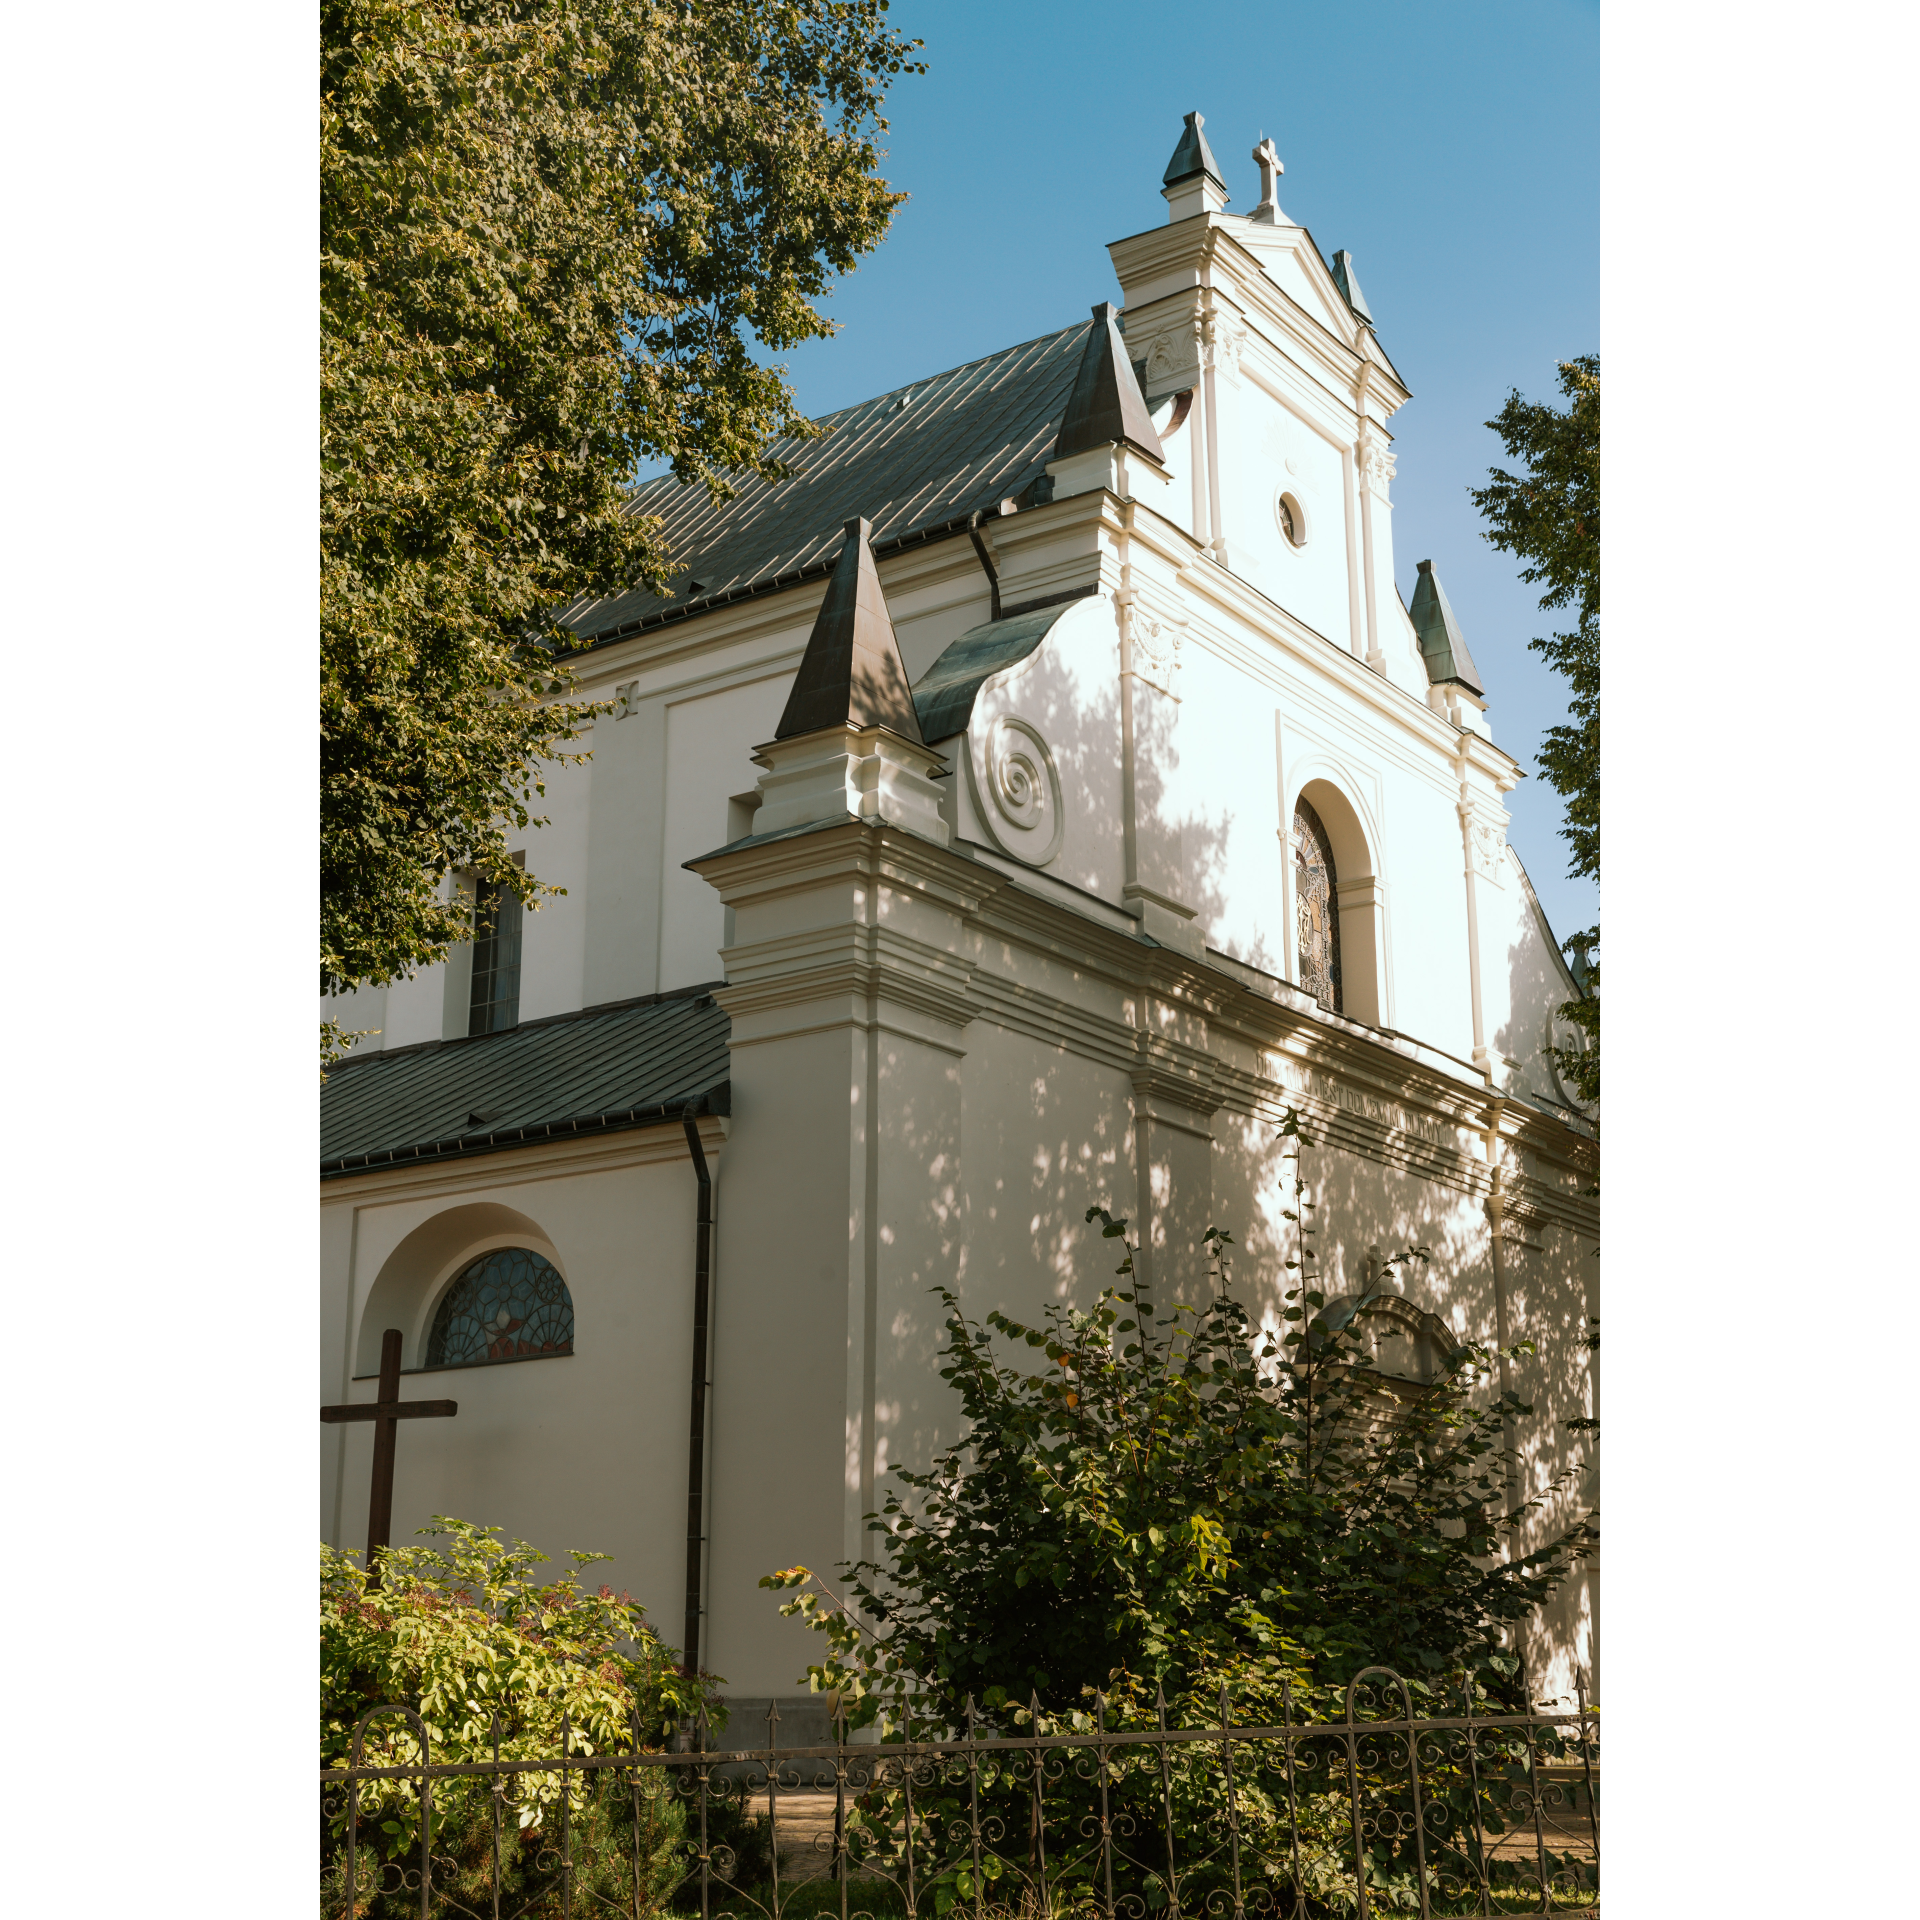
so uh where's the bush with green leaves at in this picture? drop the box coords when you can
[321,1519,728,1917]
[758,1115,1592,1915]
[766,1111,1586,1730]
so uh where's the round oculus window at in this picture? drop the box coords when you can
[1276,489,1306,548]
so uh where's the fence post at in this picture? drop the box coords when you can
[1154,1684,1179,1920]
[343,1761,359,1920]
[1389,1675,1432,1920]
[1096,1692,1116,1920]
[491,1709,504,1920]
[1459,1676,1491,1916]
[765,1701,784,1920]
[629,1705,646,1920]
[966,1695,984,1920]
[1342,1676,1371,1920]
[902,1720,919,1920]
[1278,1677,1306,1920]
[697,1702,712,1920]
[1028,1692,1050,1915]
[559,1710,573,1920]
[1521,1710,1550,1907]
[836,1697,850,1920]
[419,1712,434,1920]
[1576,1666,1599,1858]
[1217,1686,1243,1920]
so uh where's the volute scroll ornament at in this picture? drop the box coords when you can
[968,714,1065,869]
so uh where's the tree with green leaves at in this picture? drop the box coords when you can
[321,0,922,1062]
[1471,356,1598,1101]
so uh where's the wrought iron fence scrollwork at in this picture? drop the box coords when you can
[321,1667,1597,1920]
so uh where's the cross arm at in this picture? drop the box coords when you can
[319,1399,459,1423]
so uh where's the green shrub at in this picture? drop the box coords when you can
[321,1518,722,1917]
[765,1111,1586,1728]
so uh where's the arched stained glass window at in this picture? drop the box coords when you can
[1293,797,1342,1012]
[425,1248,574,1370]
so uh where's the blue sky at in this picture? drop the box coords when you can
[761,0,1599,948]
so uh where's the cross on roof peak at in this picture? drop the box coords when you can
[1251,136,1286,224]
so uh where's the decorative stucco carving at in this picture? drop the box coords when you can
[1545,1006,1591,1109]
[1460,804,1508,883]
[1117,586,1188,698]
[1132,609,1184,691]
[1145,324,1200,389]
[1358,427,1397,500]
[968,714,1064,868]
[1204,313,1245,383]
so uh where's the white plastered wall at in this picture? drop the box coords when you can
[319,1134,715,1638]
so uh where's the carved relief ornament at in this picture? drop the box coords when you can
[1144,327,1199,388]
[1120,592,1187,697]
[1461,805,1508,882]
[1358,427,1397,500]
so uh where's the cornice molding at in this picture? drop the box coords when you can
[319,1115,731,1206]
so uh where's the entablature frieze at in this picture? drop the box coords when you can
[684,821,1596,1214]
[718,918,978,1037]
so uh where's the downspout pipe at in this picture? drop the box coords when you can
[680,1104,715,1677]
[968,503,1014,621]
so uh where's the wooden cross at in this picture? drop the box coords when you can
[321,1328,457,1587]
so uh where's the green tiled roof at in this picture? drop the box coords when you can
[321,992,730,1177]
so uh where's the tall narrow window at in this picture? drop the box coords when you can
[468,878,523,1035]
[1293,798,1342,1012]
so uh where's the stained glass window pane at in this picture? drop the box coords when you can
[425,1247,574,1370]
[468,879,523,1036]
[1293,798,1342,1012]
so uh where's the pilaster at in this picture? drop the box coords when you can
[1457,783,1514,1084]
[1114,510,1205,960]
[687,821,999,1694]
[1128,1029,1220,1301]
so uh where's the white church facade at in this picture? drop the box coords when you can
[321,114,1598,1721]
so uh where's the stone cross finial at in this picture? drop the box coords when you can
[1251,138,1284,223]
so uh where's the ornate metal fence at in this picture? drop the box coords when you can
[321,1667,1597,1920]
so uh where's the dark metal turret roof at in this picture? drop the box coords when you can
[1409,560,1485,695]
[1162,110,1225,189]
[1052,303,1166,466]
[774,518,925,742]
[1330,250,1375,328]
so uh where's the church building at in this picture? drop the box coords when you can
[321,114,1599,1723]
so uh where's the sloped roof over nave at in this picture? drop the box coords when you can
[321,991,731,1176]
[566,319,1097,643]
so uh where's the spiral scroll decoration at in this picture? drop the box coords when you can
[321,1667,1596,1917]
[972,714,1064,867]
